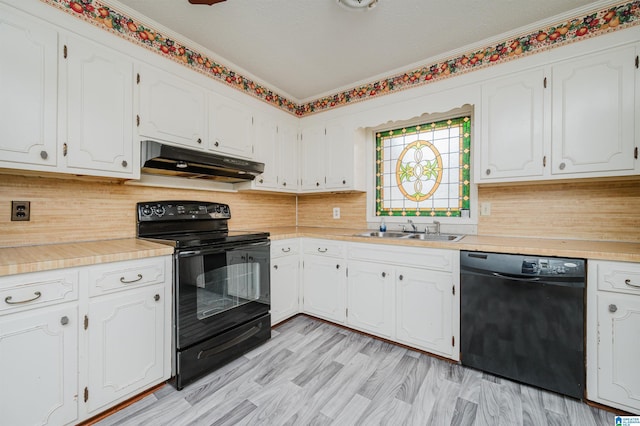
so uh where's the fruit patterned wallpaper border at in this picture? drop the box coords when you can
[42,0,640,117]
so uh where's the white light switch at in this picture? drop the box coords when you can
[480,202,491,216]
[333,207,340,219]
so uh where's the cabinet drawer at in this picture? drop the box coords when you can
[0,269,79,315]
[271,240,300,258]
[89,257,167,297]
[302,239,345,258]
[349,242,456,272]
[593,260,640,295]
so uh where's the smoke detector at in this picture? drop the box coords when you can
[337,0,379,11]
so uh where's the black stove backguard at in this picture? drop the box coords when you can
[136,200,271,390]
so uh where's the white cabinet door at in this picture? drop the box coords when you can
[0,304,78,426]
[302,255,346,323]
[271,254,300,325]
[299,125,326,190]
[278,121,299,191]
[551,46,636,175]
[480,68,547,180]
[395,267,454,357]
[593,292,640,412]
[347,260,394,338]
[62,36,134,176]
[0,6,57,169]
[208,93,253,158]
[325,122,352,190]
[86,285,165,415]
[137,65,206,148]
[253,113,278,189]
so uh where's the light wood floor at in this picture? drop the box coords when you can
[96,315,615,426]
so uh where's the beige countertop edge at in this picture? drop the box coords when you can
[2,230,639,277]
[0,239,174,277]
[268,227,640,263]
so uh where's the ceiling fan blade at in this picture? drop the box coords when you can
[188,0,226,5]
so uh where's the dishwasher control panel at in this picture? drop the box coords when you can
[462,251,585,278]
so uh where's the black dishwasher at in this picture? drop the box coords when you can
[460,251,585,399]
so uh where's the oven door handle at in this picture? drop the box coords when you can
[197,323,263,359]
[177,240,270,258]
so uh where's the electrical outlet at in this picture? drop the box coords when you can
[11,201,30,221]
[332,207,340,219]
[480,202,491,216]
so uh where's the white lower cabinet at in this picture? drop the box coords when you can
[1,304,79,426]
[346,260,394,338]
[301,239,347,324]
[587,260,640,414]
[296,239,459,361]
[0,255,171,426]
[86,284,166,415]
[270,240,300,325]
[395,267,456,358]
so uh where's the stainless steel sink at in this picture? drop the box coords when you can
[405,233,464,242]
[356,231,408,238]
[355,231,464,242]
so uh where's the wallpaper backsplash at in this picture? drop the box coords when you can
[1,174,638,247]
[0,173,296,248]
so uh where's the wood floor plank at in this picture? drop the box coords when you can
[94,315,615,426]
[450,397,478,426]
[474,379,502,426]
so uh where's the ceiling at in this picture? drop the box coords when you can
[115,0,610,101]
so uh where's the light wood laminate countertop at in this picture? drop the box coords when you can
[0,238,174,277]
[2,228,638,277]
[266,226,640,263]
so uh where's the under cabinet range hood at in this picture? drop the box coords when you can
[141,141,264,183]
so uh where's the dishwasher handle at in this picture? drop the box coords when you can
[492,272,540,282]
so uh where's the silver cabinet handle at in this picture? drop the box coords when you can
[485,169,491,175]
[154,294,160,302]
[120,274,143,284]
[60,316,69,325]
[281,247,291,253]
[382,272,386,277]
[5,291,42,305]
[336,264,340,269]
[625,279,640,288]
[121,160,128,168]
[317,248,328,253]
[559,162,566,170]
[399,275,404,281]
[40,150,48,160]
[609,304,617,313]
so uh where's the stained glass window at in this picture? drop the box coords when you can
[375,115,471,217]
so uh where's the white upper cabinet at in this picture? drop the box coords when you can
[299,124,326,191]
[480,68,547,180]
[278,121,299,191]
[0,6,57,169]
[137,65,206,149]
[478,45,638,183]
[208,93,253,158]
[299,120,364,193]
[61,36,135,177]
[252,113,278,188]
[551,46,636,176]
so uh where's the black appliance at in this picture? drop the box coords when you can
[460,251,586,399]
[141,141,265,183]
[137,200,271,390]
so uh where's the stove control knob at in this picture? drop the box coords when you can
[141,206,153,216]
[155,205,166,217]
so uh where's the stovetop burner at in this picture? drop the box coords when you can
[136,200,269,249]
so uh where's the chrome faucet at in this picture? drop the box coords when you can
[407,219,418,233]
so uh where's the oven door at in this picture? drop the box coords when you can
[175,239,270,350]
